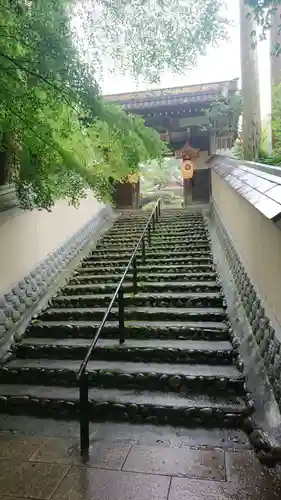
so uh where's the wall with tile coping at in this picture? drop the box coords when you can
[0,194,112,358]
[211,171,281,327]
[0,193,104,295]
[211,170,281,409]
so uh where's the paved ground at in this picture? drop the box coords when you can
[0,422,280,500]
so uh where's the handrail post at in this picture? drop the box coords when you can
[132,256,137,295]
[158,200,161,218]
[147,222,151,246]
[141,237,146,264]
[79,372,90,455]
[152,212,156,231]
[78,198,161,455]
[118,288,125,344]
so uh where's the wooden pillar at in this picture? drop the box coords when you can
[209,131,216,155]
[183,179,192,207]
[132,181,140,208]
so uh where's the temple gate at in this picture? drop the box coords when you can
[105,78,239,207]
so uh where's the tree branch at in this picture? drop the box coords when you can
[0,93,58,152]
[0,51,80,114]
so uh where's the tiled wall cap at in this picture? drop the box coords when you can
[0,205,111,347]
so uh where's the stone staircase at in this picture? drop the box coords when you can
[0,209,253,430]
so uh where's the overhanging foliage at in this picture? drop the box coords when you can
[246,0,281,42]
[0,0,167,210]
[0,0,240,210]
[75,0,227,83]
[259,83,281,165]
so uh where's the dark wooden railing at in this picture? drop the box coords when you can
[77,198,161,454]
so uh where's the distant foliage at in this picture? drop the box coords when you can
[259,84,281,166]
[140,157,181,193]
[204,93,242,139]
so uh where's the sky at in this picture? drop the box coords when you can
[100,0,271,120]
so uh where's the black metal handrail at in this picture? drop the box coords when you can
[77,198,161,454]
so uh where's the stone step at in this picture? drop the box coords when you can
[1,359,244,395]
[120,214,203,219]
[100,234,210,242]
[108,227,207,236]
[84,255,214,265]
[119,215,203,220]
[39,306,227,322]
[119,213,203,218]
[157,214,204,217]
[100,239,209,247]
[27,319,229,340]
[115,216,150,221]
[159,207,200,210]
[73,268,217,277]
[51,291,225,309]
[112,224,206,232]
[96,239,211,248]
[90,247,212,258]
[113,224,151,229]
[95,242,211,252]
[61,281,221,295]
[85,252,213,261]
[120,212,202,217]
[102,232,208,242]
[15,338,235,364]
[69,273,218,285]
[79,263,216,273]
[115,215,204,221]
[108,228,146,234]
[0,385,249,427]
[114,223,149,227]
[114,221,205,227]
[156,220,205,224]
[99,236,144,245]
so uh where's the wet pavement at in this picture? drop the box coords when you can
[0,427,280,500]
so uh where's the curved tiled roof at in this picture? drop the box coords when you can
[104,79,239,110]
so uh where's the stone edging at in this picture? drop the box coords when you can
[211,201,281,412]
[0,205,111,357]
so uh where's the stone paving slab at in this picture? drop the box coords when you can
[225,450,278,486]
[0,432,280,500]
[0,460,70,499]
[52,467,171,500]
[0,434,44,461]
[0,418,252,449]
[168,476,280,500]
[31,439,131,470]
[122,444,225,481]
